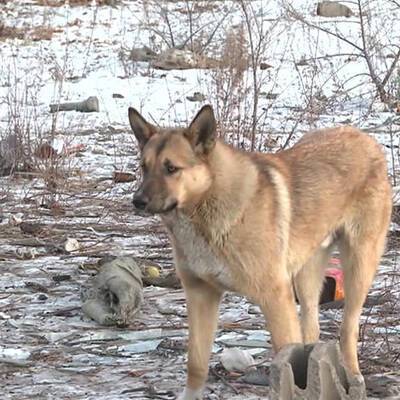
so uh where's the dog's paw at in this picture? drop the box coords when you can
[177,387,203,400]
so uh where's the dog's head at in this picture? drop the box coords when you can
[129,105,216,214]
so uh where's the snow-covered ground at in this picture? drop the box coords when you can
[0,1,399,399]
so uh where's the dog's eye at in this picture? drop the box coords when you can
[165,162,179,175]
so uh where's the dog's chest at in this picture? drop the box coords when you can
[168,214,234,290]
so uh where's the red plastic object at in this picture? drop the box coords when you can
[325,267,344,301]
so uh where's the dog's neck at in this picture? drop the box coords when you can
[189,141,259,247]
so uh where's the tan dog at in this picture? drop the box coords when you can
[128,105,392,399]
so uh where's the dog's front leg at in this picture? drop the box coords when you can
[178,272,223,400]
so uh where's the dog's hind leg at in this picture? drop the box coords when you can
[339,198,391,375]
[294,246,331,343]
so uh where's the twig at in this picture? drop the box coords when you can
[210,367,240,394]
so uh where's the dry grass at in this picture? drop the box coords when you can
[0,23,61,41]
[0,23,25,40]
[36,0,115,6]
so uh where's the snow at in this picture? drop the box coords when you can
[0,0,399,399]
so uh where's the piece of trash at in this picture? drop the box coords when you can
[145,265,160,278]
[220,348,255,373]
[240,366,270,386]
[0,347,31,360]
[156,298,187,317]
[9,215,23,225]
[52,274,71,282]
[270,342,366,400]
[63,143,85,156]
[325,267,344,301]
[81,256,143,326]
[118,339,163,354]
[49,96,99,113]
[64,238,80,252]
[142,271,181,289]
[15,248,38,259]
[0,357,33,368]
[113,171,135,183]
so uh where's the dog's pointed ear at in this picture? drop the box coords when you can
[187,105,216,154]
[128,107,156,150]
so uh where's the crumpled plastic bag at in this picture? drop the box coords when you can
[81,256,143,326]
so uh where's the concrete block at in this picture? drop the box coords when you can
[270,342,366,400]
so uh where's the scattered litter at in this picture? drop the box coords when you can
[145,265,160,278]
[52,274,72,282]
[64,238,81,253]
[81,257,143,326]
[0,347,31,360]
[118,339,163,354]
[9,215,23,225]
[240,366,270,386]
[220,348,255,373]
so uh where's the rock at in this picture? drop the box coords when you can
[19,222,45,236]
[129,46,157,62]
[151,48,218,70]
[220,348,255,373]
[112,93,124,98]
[186,92,206,102]
[270,342,367,400]
[260,62,273,70]
[316,2,353,18]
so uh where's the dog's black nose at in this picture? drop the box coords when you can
[132,195,148,210]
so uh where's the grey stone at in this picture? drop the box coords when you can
[129,46,157,62]
[316,2,353,18]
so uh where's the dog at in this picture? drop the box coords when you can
[128,105,392,399]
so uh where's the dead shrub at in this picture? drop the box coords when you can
[210,26,249,143]
[0,23,25,40]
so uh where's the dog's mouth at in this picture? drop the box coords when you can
[158,200,178,214]
[133,200,178,216]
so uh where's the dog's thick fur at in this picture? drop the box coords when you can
[129,105,392,400]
